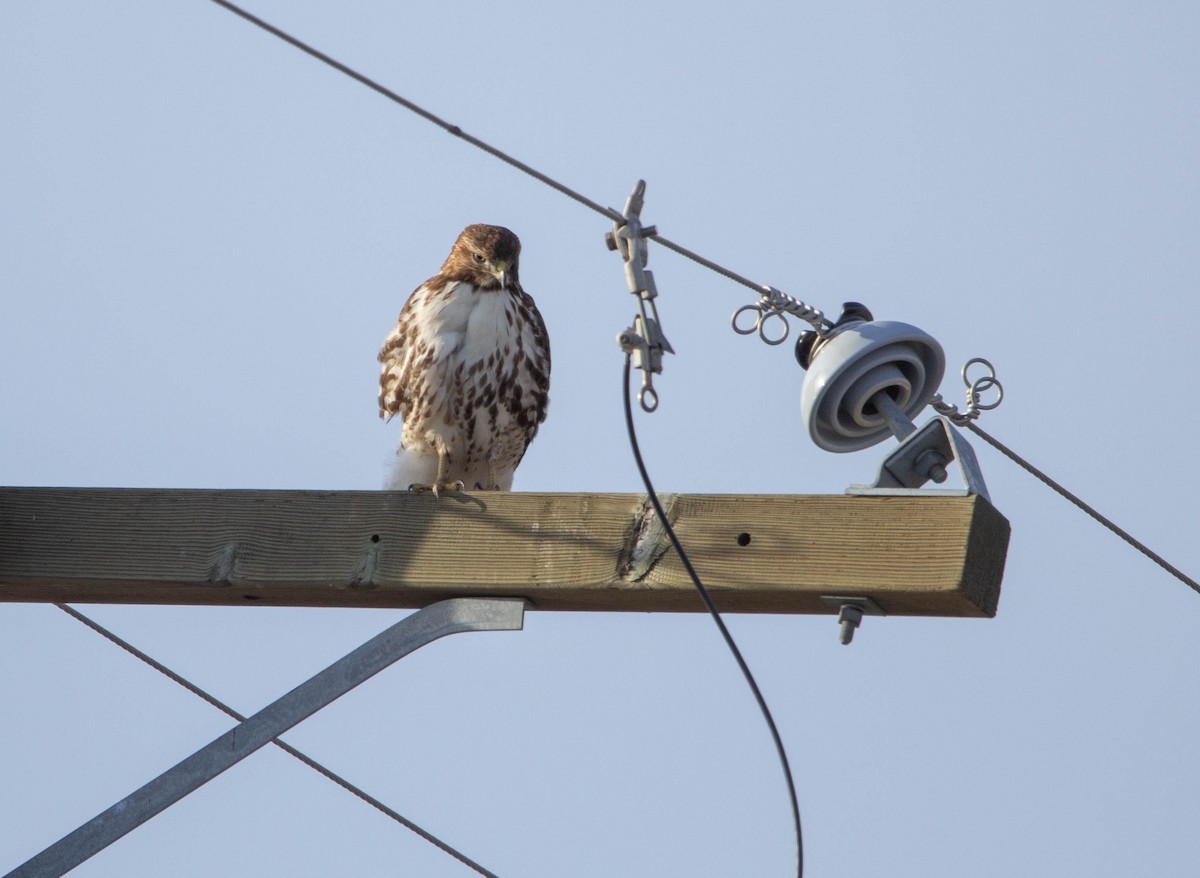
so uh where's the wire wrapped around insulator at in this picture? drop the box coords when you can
[933,358,1003,423]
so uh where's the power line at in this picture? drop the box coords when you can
[622,357,804,878]
[208,0,621,223]
[965,423,1200,596]
[53,603,504,878]
[205,0,780,301]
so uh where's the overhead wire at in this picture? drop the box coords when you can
[964,423,1200,596]
[622,357,804,878]
[205,0,779,301]
[53,602,503,878]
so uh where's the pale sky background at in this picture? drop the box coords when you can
[3,1,1199,876]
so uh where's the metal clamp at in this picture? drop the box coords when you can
[608,180,674,412]
[847,415,992,501]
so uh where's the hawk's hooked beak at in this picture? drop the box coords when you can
[492,259,510,289]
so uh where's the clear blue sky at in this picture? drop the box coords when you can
[3,2,1199,876]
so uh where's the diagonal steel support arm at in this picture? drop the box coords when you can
[7,597,525,878]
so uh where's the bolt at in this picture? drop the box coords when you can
[915,450,949,484]
[837,604,864,645]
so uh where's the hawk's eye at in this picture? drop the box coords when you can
[472,252,486,264]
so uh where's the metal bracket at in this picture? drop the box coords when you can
[8,598,526,878]
[820,595,885,645]
[608,180,673,412]
[847,415,990,502]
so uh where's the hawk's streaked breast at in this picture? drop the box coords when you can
[378,225,550,490]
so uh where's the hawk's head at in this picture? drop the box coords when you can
[442,224,522,291]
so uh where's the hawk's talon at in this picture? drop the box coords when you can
[406,480,465,499]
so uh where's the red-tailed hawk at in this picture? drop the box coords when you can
[379,224,551,495]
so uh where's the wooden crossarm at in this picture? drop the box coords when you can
[0,488,1008,616]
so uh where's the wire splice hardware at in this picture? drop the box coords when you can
[609,180,674,412]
